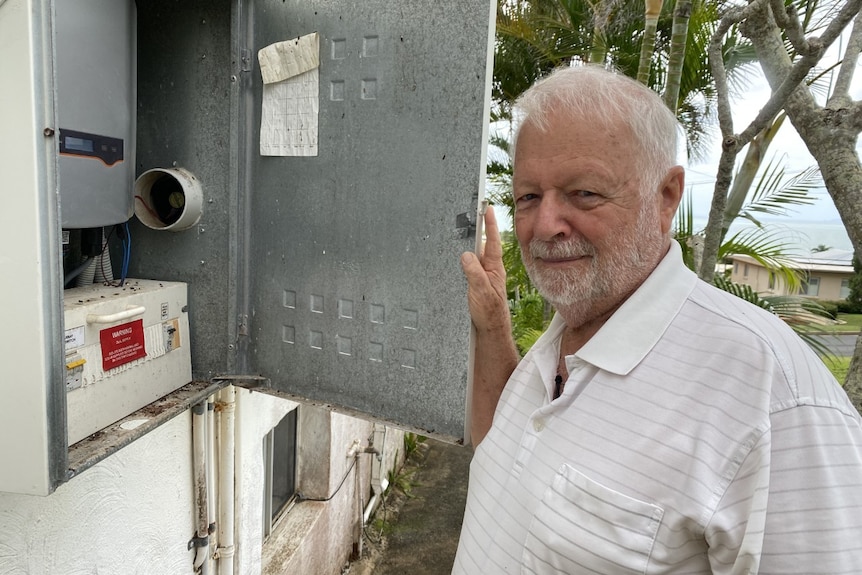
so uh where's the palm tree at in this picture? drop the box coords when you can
[493,0,759,161]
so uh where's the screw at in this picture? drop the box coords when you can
[43,128,55,137]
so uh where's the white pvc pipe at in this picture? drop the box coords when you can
[217,386,237,575]
[205,399,216,575]
[134,167,203,231]
[192,401,209,570]
[363,493,378,524]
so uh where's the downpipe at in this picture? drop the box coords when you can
[215,386,237,575]
[191,400,211,573]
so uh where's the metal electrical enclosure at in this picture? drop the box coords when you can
[55,0,136,228]
[135,0,493,440]
[0,0,493,494]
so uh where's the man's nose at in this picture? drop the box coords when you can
[532,194,572,241]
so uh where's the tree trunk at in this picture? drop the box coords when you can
[662,0,692,112]
[744,0,862,405]
[846,334,862,413]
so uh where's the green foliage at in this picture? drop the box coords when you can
[826,356,852,384]
[492,0,758,160]
[386,466,414,499]
[818,300,839,318]
[848,255,862,310]
[813,313,862,332]
[838,300,862,314]
[735,160,819,227]
[510,289,551,354]
[402,432,426,461]
[712,275,835,357]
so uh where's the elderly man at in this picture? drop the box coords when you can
[454,65,862,574]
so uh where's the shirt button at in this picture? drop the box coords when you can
[533,419,545,432]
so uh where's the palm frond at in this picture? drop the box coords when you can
[740,158,820,221]
[713,275,776,312]
[719,226,805,292]
[712,276,837,357]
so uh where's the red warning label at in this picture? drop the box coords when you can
[100,319,147,370]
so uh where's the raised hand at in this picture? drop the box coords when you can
[460,205,510,335]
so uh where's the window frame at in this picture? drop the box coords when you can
[262,407,299,540]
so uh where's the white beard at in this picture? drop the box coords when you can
[522,206,665,317]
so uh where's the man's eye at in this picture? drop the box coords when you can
[515,193,538,203]
[574,190,597,198]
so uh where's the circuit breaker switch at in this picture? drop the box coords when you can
[65,354,86,391]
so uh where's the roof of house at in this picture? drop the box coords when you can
[730,249,854,274]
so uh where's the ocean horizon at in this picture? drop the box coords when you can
[689,218,853,256]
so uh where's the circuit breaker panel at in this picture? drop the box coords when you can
[63,281,190,445]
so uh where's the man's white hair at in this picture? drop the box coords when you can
[512,65,681,195]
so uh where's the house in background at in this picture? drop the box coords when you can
[729,248,854,301]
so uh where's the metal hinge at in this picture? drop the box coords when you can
[455,199,485,239]
[240,48,252,73]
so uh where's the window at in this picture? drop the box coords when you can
[768,272,775,290]
[743,263,749,278]
[802,276,821,297]
[841,278,851,299]
[263,408,298,539]
[733,262,738,275]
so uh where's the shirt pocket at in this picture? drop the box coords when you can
[522,464,664,575]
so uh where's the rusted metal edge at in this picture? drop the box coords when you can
[66,379,227,481]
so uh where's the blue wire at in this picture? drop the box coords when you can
[121,221,131,285]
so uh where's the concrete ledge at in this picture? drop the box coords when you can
[262,500,327,575]
[66,379,226,481]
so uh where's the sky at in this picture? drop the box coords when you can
[685,76,857,224]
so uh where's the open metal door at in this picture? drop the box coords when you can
[241,0,493,441]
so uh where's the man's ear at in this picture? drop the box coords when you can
[659,166,685,236]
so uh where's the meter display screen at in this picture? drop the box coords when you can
[59,128,123,166]
[65,136,94,153]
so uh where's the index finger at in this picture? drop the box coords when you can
[481,204,503,265]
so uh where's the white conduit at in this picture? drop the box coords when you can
[216,386,237,575]
[192,400,210,571]
[205,399,216,574]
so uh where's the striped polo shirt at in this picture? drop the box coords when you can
[453,241,862,574]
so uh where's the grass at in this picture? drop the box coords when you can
[824,356,852,383]
[816,313,862,334]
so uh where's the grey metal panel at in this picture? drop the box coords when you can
[244,0,492,440]
[132,0,238,380]
[55,0,136,228]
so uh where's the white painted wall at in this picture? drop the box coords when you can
[0,413,196,574]
[0,387,403,575]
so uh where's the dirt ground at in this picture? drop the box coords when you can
[347,438,473,575]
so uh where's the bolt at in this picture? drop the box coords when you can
[43,127,55,137]
[230,75,237,83]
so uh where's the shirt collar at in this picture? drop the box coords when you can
[576,240,697,375]
[531,240,697,378]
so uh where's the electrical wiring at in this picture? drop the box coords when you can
[98,225,116,282]
[296,457,357,503]
[63,256,94,288]
[119,221,131,286]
